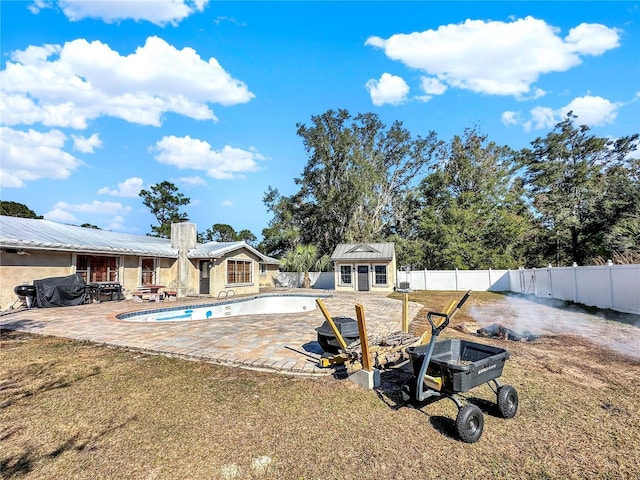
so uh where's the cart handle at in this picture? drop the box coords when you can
[427,311,450,337]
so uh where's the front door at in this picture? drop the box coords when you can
[357,266,369,291]
[199,261,211,295]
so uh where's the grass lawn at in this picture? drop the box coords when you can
[2,291,639,479]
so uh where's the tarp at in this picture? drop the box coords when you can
[33,274,88,308]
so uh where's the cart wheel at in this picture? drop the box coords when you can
[497,385,519,419]
[455,404,484,443]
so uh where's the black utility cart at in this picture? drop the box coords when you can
[402,292,519,443]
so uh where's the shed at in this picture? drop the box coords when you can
[330,242,396,292]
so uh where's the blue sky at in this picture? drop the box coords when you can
[2,1,639,240]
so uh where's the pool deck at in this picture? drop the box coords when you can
[0,290,423,375]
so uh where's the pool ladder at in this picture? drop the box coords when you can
[217,289,236,300]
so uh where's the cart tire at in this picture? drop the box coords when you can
[456,404,484,443]
[497,385,518,419]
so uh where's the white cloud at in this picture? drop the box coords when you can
[564,23,621,55]
[530,106,558,130]
[501,111,521,127]
[365,73,410,106]
[44,208,79,224]
[214,16,246,27]
[503,95,621,131]
[31,0,209,26]
[0,127,84,188]
[72,133,102,153]
[50,200,132,216]
[366,17,620,98]
[97,177,144,197]
[106,215,126,231]
[151,135,264,179]
[28,0,52,15]
[221,200,234,207]
[420,76,447,95]
[0,36,254,129]
[561,96,619,126]
[175,176,208,186]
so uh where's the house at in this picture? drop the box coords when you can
[330,242,396,292]
[0,215,280,309]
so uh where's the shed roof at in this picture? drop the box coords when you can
[0,215,279,263]
[330,242,395,261]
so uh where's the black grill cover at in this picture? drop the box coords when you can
[33,274,88,308]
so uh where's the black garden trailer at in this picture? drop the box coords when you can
[402,293,519,443]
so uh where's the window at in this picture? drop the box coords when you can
[227,259,252,284]
[141,258,156,285]
[76,255,118,283]
[374,265,387,285]
[260,263,267,276]
[340,265,352,284]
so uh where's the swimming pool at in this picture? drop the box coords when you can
[116,293,330,322]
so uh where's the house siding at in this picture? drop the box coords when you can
[0,217,277,308]
[0,251,180,308]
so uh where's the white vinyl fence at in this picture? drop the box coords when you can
[276,264,639,315]
[509,264,639,315]
[395,269,511,292]
[275,271,335,289]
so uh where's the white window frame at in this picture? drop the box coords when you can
[339,265,353,285]
[374,264,388,286]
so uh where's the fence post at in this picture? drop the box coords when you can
[547,264,553,298]
[402,294,409,333]
[424,269,428,290]
[572,263,578,303]
[455,268,459,291]
[488,268,492,291]
[608,260,614,310]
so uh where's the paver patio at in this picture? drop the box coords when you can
[0,291,422,375]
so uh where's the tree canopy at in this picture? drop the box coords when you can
[518,112,639,265]
[139,181,190,238]
[262,109,440,257]
[263,110,639,268]
[0,201,42,219]
[199,223,257,246]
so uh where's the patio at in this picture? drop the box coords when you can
[0,291,423,375]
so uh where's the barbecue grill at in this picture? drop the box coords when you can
[12,284,36,309]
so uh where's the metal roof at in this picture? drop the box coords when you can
[0,215,177,257]
[189,241,280,264]
[330,242,395,261]
[0,215,280,263]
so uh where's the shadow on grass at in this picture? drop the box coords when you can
[1,364,101,409]
[0,416,137,479]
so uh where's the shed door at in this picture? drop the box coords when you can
[357,266,369,291]
[199,261,211,295]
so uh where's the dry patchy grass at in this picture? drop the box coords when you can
[2,292,639,479]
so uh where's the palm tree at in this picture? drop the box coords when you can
[281,245,331,288]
